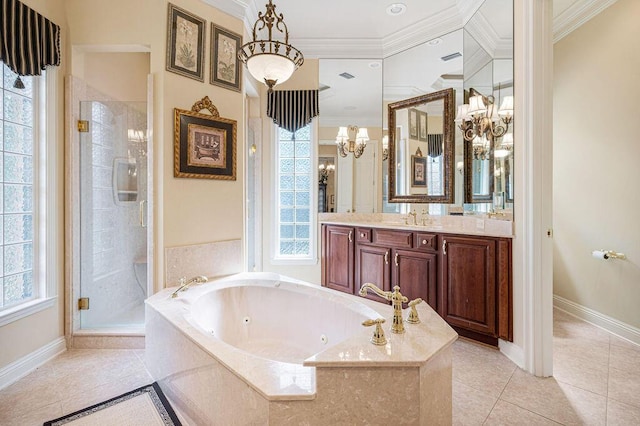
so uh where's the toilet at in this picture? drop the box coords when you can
[134,257,147,293]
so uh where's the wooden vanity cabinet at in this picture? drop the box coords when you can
[439,235,512,344]
[321,224,512,345]
[322,225,355,295]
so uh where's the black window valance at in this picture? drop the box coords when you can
[0,0,61,86]
[267,90,319,139]
[427,134,443,158]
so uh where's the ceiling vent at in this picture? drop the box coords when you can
[440,52,462,62]
[339,72,355,79]
[319,83,331,92]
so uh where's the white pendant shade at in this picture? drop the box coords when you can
[355,128,369,145]
[336,126,349,144]
[454,104,470,123]
[468,95,486,116]
[247,54,296,86]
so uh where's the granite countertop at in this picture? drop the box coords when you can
[319,212,514,238]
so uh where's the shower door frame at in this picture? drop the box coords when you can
[65,74,154,343]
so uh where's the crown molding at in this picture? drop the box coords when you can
[319,116,382,128]
[553,0,618,43]
[290,38,383,59]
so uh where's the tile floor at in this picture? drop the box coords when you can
[1,309,639,425]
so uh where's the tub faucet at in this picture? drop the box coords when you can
[171,275,208,298]
[359,283,408,334]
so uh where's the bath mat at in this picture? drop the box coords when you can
[43,382,181,426]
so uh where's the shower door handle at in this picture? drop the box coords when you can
[139,200,147,228]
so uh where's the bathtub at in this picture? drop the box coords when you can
[146,272,457,425]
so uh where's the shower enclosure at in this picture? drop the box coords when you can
[77,100,149,329]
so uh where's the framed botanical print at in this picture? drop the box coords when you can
[418,111,428,142]
[166,3,206,82]
[409,108,419,139]
[174,100,237,180]
[210,24,242,92]
[412,155,427,187]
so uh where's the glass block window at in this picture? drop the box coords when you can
[1,64,36,310]
[275,125,314,259]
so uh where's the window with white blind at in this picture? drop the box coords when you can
[273,124,316,263]
[0,64,57,324]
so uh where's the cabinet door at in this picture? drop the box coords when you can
[393,249,437,310]
[355,245,391,302]
[440,236,496,336]
[324,225,354,294]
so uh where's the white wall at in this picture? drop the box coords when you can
[553,0,640,329]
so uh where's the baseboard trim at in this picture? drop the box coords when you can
[0,336,66,391]
[499,339,525,369]
[553,295,640,345]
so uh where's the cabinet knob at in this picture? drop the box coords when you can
[360,232,365,238]
[422,239,427,245]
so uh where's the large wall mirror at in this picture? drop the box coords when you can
[388,89,455,203]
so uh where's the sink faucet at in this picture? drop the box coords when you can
[405,209,417,225]
[171,275,208,298]
[359,283,408,334]
[420,208,431,226]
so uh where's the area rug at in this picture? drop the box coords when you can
[43,382,181,426]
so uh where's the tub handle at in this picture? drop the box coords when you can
[384,250,389,265]
[362,318,387,346]
[348,230,353,243]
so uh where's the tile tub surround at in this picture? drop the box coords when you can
[164,239,242,286]
[318,212,514,238]
[146,272,458,425]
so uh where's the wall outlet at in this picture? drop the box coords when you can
[476,219,485,230]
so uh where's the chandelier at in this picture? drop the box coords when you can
[455,88,513,143]
[336,125,369,158]
[238,0,304,91]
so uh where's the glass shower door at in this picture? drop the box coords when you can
[78,100,148,329]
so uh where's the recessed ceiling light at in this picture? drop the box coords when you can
[369,61,381,68]
[427,38,443,46]
[386,3,406,16]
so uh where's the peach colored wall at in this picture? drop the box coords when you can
[0,0,68,369]
[553,0,640,328]
[82,53,150,102]
[65,0,245,290]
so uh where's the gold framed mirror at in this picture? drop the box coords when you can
[388,88,455,203]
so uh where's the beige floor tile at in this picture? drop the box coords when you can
[553,309,611,344]
[452,380,498,425]
[609,343,640,372]
[500,369,606,425]
[453,339,516,399]
[484,400,560,425]
[0,401,62,426]
[608,366,640,409]
[609,335,640,350]
[552,337,609,396]
[0,367,65,415]
[607,398,640,426]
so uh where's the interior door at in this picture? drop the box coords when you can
[354,140,378,213]
[336,154,354,212]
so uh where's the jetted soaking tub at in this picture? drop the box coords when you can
[146,272,457,425]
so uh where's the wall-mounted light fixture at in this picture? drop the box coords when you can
[336,125,369,158]
[238,0,304,91]
[455,88,513,144]
[494,132,513,158]
[318,163,335,184]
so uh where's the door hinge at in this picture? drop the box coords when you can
[77,120,89,132]
[78,297,90,310]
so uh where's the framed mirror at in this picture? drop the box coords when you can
[388,88,455,203]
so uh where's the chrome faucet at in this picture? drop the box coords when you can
[359,283,408,334]
[171,275,208,298]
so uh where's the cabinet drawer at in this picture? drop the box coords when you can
[414,233,437,251]
[356,228,372,243]
[372,229,413,248]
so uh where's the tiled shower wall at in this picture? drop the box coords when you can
[79,101,147,327]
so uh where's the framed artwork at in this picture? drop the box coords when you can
[418,111,428,142]
[174,97,237,180]
[210,24,242,92]
[409,108,419,139]
[412,155,427,187]
[166,3,206,82]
